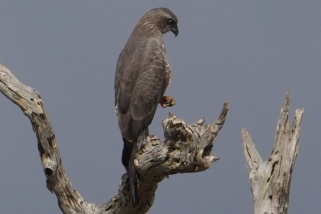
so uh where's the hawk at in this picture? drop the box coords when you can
[114,8,178,206]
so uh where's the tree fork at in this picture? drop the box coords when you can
[0,64,228,214]
[242,93,304,214]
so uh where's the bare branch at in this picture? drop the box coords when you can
[242,93,304,214]
[0,64,228,214]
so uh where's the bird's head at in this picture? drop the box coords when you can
[140,8,179,37]
[162,16,179,37]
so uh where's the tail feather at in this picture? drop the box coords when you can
[122,138,140,207]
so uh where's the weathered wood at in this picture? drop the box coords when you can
[242,93,303,214]
[0,64,228,214]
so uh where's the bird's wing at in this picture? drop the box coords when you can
[116,37,167,141]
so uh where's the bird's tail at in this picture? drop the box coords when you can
[122,138,140,207]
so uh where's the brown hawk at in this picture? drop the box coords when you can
[114,8,178,206]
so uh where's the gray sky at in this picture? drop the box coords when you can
[1,1,320,213]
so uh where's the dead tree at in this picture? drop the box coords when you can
[0,64,228,214]
[242,93,304,214]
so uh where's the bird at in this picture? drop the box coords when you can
[114,8,178,207]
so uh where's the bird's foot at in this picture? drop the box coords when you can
[160,96,176,108]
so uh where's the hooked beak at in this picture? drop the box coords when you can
[171,24,179,37]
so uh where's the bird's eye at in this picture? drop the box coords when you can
[167,18,174,25]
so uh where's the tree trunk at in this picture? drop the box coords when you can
[242,93,303,214]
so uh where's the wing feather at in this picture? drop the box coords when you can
[115,37,167,141]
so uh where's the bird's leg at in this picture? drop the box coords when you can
[160,96,175,108]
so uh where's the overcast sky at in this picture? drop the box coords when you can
[1,1,320,213]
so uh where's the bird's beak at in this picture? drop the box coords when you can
[171,24,179,37]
